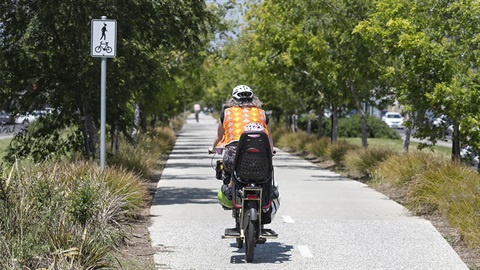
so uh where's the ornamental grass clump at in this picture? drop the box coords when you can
[277,130,310,152]
[328,139,360,166]
[343,147,396,179]
[108,127,176,177]
[304,137,331,160]
[407,163,480,247]
[372,151,450,187]
[0,160,147,269]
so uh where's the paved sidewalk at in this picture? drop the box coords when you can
[148,112,468,269]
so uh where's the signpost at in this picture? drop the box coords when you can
[91,16,117,170]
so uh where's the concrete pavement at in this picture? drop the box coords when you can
[148,112,468,269]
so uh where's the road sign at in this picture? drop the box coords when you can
[91,19,117,58]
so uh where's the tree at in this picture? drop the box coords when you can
[356,0,480,159]
[0,0,217,162]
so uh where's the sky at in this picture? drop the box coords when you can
[206,0,246,25]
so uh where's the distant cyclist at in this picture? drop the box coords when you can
[194,102,201,122]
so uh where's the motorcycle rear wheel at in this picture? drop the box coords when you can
[245,218,255,262]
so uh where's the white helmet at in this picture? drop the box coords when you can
[232,85,253,100]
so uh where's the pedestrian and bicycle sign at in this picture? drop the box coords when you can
[91,19,117,58]
[91,16,117,170]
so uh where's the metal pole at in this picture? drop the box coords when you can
[100,15,107,171]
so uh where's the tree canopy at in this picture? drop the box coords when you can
[0,0,224,161]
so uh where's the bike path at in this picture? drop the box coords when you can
[148,112,468,269]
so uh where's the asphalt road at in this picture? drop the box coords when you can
[148,113,467,270]
[0,124,24,139]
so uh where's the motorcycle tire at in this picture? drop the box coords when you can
[245,216,255,262]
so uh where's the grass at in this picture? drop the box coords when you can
[0,160,149,269]
[344,137,452,156]
[0,138,12,160]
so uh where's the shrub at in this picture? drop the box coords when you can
[304,137,331,160]
[3,118,83,164]
[372,151,449,187]
[407,163,480,247]
[328,140,360,166]
[270,123,290,145]
[170,114,186,133]
[344,147,397,179]
[0,160,147,269]
[277,130,310,152]
[108,142,152,177]
[337,115,401,139]
[108,127,176,177]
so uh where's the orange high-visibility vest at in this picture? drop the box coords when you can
[218,106,268,147]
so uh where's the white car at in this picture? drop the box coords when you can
[382,112,404,129]
[15,110,47,124]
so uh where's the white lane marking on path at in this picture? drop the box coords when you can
[282,215,295,223]
[298,245,314,258]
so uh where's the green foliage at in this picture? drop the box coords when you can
[0,0,217,161]
[0,138,11,161]
[3,116,83,164]
[336,115,401,139]
[67,180,101,227]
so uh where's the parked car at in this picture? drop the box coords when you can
[15,110,47,124]
[0,110,13,125]
[382,112,404,129]
[461,145,479,168]
[432,114,454,134]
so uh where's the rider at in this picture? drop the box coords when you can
[209,85,279,222]
[193,102,201,122]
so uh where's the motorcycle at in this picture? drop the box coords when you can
[211,130,278,262]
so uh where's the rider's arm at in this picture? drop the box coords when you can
[267,123,276,154]
[209,119,224,153]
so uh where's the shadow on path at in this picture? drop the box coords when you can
[152,186,218,206]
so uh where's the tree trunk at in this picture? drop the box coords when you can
[348,79,368,148]
[150,114,157,129]
[317,108,324,138]
[132,103,140,141]
[139,104,147,133]
[331,104,338,144]
[451,121,461,161]
[402,113,412,152]
[80,105,90,160]
[110,128,119,154]
[403,128,411,152]
[285,114,291,130]
[85,112,98,160]
[292,113,298,132]
[307,117,312,135]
